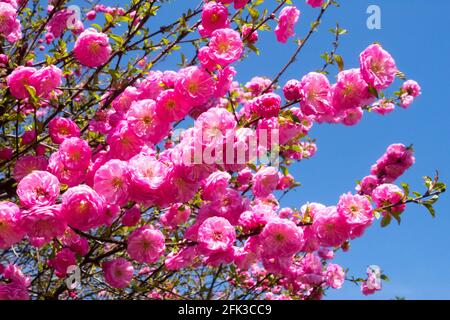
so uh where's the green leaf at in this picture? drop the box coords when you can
[381,214,391,227]
[334,54,344,72]
[423,203,435,217]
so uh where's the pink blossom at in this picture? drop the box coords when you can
[0,3,22,42]
[165,246,197,270]
[370,143,415,183]
[359,44,397,90]
[6,66,37,99]
[61,185,104,231]
[215,66,236,98]
[121,205,141,227]
[127,226,165,263]
[325,263,345,289]
[21,205,67,245]
[402,80,421,97]
[313,206,349,247]
[202,171,231,201]
[0,265,30,300]
[46,9,73,38]
[136,71,164,100]
[283,79,301,101]
[337,192,373,238]
[372,183,405,215]
[372,99,395,115]
[306,0,324,8]
[207,28,243,67]
[342,107,363,126]
[331,68,375,112]
[160,203,191,228]
[107,121,144,160]
[73,28,112,67]
[60,229,90,256]
[59,137,91,171]
[20,129,36,146]
[112,86,140,113]
[0,202,24,249]
[48,248,76,278]
[0,147,13,160]
[29,65,62,97]
[102,258,134,289]
[252,166,279,198]
[13,155,48,181]
[175,66,215,106]
[48,117,81,144]
[357,174,380,195]
[200,1,229,37]
[260,218,303,257]
[94,159,130,206]
[299,72,332,117]
[47,152,86,187]
[274,6,300,44]
[241,24,258,43]
[197,216,236,254]
[248,93,281,118]
[156,89,190,122]
[17,171,60,208]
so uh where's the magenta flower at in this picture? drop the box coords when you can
[59,137,92,171]
[6,66,37,99]
[299,72,332,117]
[198,216,236,254]
[359,44,397,90]
[260,218,304,257]
[73,28,112,67]
[207,28,243,67]
[107,121,144,160]
[48,117,81,144]
[102,258,134,289]
[372,183,405,215]
[16,171,60,208]
[252,166,279,198]
[274,6,300,43]
[0,3,22,42]
[306,0,324,8]
[337,192,373,238]
[47,248,77,278]
[313,206,350,248]
[21,205,67,245]
[175,66,215,106]
[29,65,62,97]
[94,159,130,206]
[13,155,48,182]
[156,89,190,122]
[200,1,229,37]
[127,226,165,263]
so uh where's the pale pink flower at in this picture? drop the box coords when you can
[198,216,236,254]
[73,28,112,67]
[260,218,303,258]
[6,66,37,99]
[61,185,104,231]
[102,258,134,289]
[127,226,165,263]
[48,117,81,144]
[94,159,130,206]
[59,137,92,171]
[16,171,60,208]
[359,44,397,90]
[13,155,48,181]
[207,28,243,67]
[274,6,300,43]
[0,202,24,249]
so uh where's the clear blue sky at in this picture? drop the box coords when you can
[77,0,450,299]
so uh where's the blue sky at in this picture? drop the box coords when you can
[75,0,450,299]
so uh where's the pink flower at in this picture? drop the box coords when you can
[215,66,236,98]
[6,66,37,99]
[156,89,190,122]
[283,79,301,101]
[325,263,345,289]
[0,265,30,300]
[372,99,395,115]
[107,121,143,160]
[359,44,397,90]
[127,225,165,263]
[248,93,281,118]
[372,183,405,215]
[234,0,250,9]
[198,216,236,254]
[193,107,237,149]
[48,248,76,278]
[370,143,415,183]
[165,246,197,270]
[46,8,73,38]
[207,28,243,67]
[29,65,62,97]
[342,107,363,126]
[313,206,349,247]
[241,24,258,43]
[48,117,81,144]
[73,28,112,67]
[175,66,215,106]
[331,68,375,112]
[59,137,92,171]
[337,192,373,238]
[160,203,191,228]
[402,80,421,97]
[61,185,104,231]
[60,229,90,256]
[0,147,13,160]
[200,1,229,37]
[0,3,22,42]
[112,86,140,113]
[306,0,324,8]
[102,258,134,289]
[16,171,60,208]
[47,152,86,187]
[252,166,279,198]
[121,205,141,227]
[357,174,380,195]
[21,205,67,244]
[299,72,332,117]
[126,99,170,143]
[202,171,231,201]
[274,6,300,43]
[13,155,48,181]
[260,218,303,257]
[94,159,130,206]
[0,202,24,249]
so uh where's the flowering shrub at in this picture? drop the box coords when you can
[0,0,446,300]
